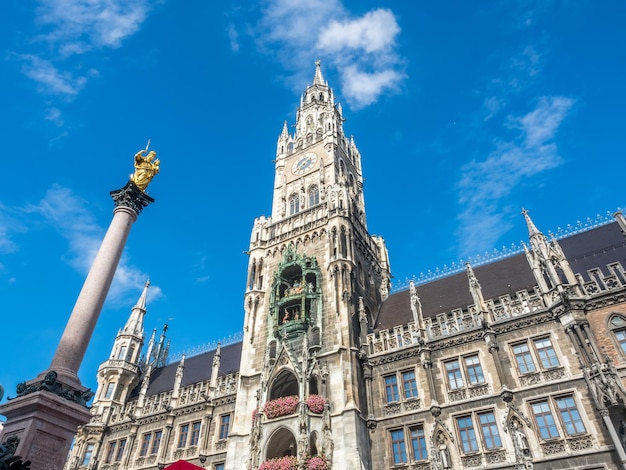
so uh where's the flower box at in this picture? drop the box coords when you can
[305,395,326,414]
[258,456,298,470]
[306,456,329,470]
[263,395,299,419]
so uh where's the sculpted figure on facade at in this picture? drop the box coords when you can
[436,431,452,469]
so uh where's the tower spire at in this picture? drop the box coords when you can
[123,279,150,335]
[313,60,325,85]
[522,208,540,238]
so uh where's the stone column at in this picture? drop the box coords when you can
[51,182,153,386]
[0,180,155,470]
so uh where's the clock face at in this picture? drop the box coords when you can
[292,152,318,175]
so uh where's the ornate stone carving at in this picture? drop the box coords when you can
[540,440,566,455]
[110,181,155,215]
[447,389,466,402]
[404,398,421,411]
[519,372,542,387]
[215,440,227,452]
[460,454,483,467]
[567,435,593,451]
[468,384,490,398]
[383,403,401,416]
[542,367,566,382]
[484,450,507,464]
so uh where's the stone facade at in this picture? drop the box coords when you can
[62,65,626,470]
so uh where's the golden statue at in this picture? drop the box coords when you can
[131,149,160,191]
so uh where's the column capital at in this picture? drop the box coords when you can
[110,181,155,216]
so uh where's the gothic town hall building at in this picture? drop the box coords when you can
[65,64,626,470]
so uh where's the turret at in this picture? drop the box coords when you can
[93,282,150,414]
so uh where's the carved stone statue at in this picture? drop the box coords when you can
[131,149,160,191]
[510,418,530,458]
[437,432,451,469]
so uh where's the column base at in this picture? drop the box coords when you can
[0,390,92,470]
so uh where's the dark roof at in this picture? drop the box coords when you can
[135,341,243,397]
[375,222,626,331]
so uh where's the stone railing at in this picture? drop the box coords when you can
[258,204,329,246]
[583,262,626,295]
[143,391,173,414]
[426,309,481,339]
[367,323,420,356]
[487,289,545,322]
[98,359,139,375]
[367,288,545,356]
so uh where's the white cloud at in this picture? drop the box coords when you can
[36,0,150,55]
[317,9,399,54]
[19,54,87,96]
[457,96,574,255]
[15,0,150,101]
[340,65,403,109]
[227,24,240,53]
[254,1,405,109]
[0,203,25,254]
[28,185,163,305]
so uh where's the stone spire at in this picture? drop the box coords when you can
[465,262,487,315]
[313,60,325,85]
[522,208,541,238]
[171,355,186,407]
[123,280,150,336]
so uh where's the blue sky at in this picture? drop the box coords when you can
[1,0,624,404]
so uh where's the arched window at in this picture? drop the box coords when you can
[270,370,299,400]
[610,315,626,354]
[265,428,297,459]
[289,193,300,215]
[117,345,127,360]
[308,185,320,207]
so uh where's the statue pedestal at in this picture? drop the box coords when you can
[0,390,92,470]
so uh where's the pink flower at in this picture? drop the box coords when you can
[258,456,298,470]
[306,457,328,470]
[305,395,326,414]
[263,395,299,419]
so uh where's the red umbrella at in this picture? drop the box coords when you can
[164,460,205,470]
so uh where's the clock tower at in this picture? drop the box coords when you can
[225,62,391,470]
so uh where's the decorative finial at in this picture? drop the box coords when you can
[131,147,160,192]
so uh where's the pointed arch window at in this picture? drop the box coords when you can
[289,193,299,215]
[117,345,127,360]
[308,185,319,207]
[610,315,626,354]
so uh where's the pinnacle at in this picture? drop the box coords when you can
[313,60,325,86]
